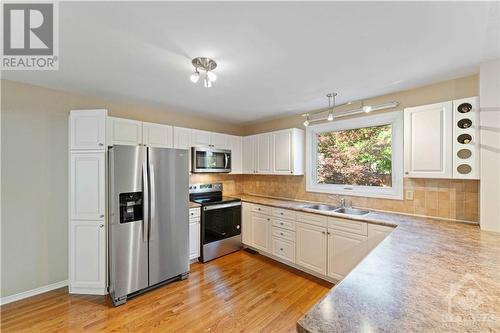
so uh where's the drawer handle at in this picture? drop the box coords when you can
[258,208,261,211]
[280,232,284,235]
[280,222,284,225]
[280,212,284,215]
[267,218,270,221]
[280,248,283,251]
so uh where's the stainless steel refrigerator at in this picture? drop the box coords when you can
[108,145,189,306]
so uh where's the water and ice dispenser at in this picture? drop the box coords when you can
[119,192,143,223]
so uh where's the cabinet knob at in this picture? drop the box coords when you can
[280,248,283,251]
[98,143,104,146]
[280,212,284,215]
[100,224,104,228]
[280,232,284,236]
[322,231,326,235]
[280,222,284,225]
[405,172,409,175]
[267,218,270,221]
[327,231,331,235]
[100,214,104,218]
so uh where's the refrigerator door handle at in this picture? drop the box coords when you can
[142,158,149,243]
[149,162,156,241]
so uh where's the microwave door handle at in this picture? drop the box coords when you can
[149,163,155,241]
[142,157,149,243]
[225,153,229,169]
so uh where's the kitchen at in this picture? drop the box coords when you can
[1,1,500,332]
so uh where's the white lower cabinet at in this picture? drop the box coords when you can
[327,230,368,280]
[241,202,394,282]
[251,213,270,252]
[189,208,201,261]
[69,220,106,294]
[296,222,328,275]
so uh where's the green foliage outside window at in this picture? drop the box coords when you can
[316,124,392,187]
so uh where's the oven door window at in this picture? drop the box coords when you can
[195,151,230,170]
[203,206,241,244]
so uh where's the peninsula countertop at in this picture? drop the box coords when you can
[234,194,500,332]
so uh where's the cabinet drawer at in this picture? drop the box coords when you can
[189,208,200,218]
[272,208,296,220]
[271,226,295,242]
[271,217,296,231]
[296,212,327,227]
[328,217,368,236]
[252,204,272,215]
[272,237,295,262]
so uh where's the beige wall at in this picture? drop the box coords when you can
[240,75,480,223]
[0,79,242,298]
[242,74,478,134]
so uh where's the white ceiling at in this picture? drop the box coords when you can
[3,1,499,124]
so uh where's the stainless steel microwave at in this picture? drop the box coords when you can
[191,147,231,173]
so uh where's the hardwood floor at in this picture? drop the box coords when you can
[1,251,332,333]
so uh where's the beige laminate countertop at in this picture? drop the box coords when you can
[235,194,500,332]
[188,201,201,209]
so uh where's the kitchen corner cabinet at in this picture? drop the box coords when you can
[243,128,304,175]
[69,220,106,294]
[404,101,453,178]
[327,230,368,280]
[107,117,143,146]
[69,109,107,150]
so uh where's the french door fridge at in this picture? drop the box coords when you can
[108,145,189,306]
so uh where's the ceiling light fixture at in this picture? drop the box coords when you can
[190,57,217,88]
[301,93,399,126]
[326,92,337,121]
[303,113,310,127]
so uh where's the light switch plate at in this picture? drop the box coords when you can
[406,190,414,200]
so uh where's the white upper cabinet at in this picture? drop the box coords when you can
[257,133,274,173]
[107,117,143,146]
[70,152,106,220]
[242,135,257,174]
[242,128,304,175]
[211,132,228,149]
[191,129,212,147]
[70,109,107,150]
[228,135,243,174]
[404,101,453,178]
[142,122,173,148]
[173,127,192,149]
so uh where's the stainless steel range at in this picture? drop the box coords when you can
[189,183,242,262]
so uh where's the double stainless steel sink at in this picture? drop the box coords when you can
[303,204,369,216]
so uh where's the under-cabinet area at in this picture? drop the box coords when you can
[241,202,394,282]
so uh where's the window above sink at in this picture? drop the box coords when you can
[305,111,404,200]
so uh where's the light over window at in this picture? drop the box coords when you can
[306,111,403,199]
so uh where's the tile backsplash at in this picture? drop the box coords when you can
[189,174,479,223]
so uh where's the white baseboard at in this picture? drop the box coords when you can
[0,280,68,306]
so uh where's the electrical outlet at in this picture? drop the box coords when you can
[406,190,414,201]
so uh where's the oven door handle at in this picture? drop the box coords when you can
[203,202,241,211]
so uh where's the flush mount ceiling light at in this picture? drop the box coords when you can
[301,93,399,126]
[190,57,217,88]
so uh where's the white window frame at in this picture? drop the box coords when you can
[306,111,404,200]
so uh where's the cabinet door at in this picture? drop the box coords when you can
[273,130,293,174]
[257,133,273,173]
[107,117,143,146]
[328,230,368,280]
[173,127,192,149]
[229,135,243,174]
[242,203,253,245]
[189,221,200,260]
[70,152,105,220]
[367,224,393,251]
[242,135,256,174]
[69,220,106,293]
[211,132,228,149]
[191,129,211,147]
[251,213,270,252]
[70,110,106,150]
[404,102,453,178]
[143,122,173,148]
[296,222,327,275]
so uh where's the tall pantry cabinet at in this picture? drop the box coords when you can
[69,109,108,295]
